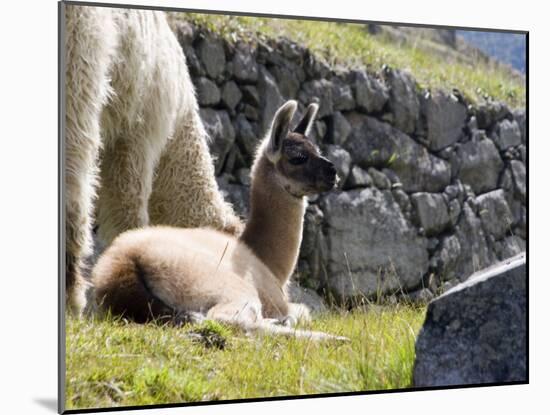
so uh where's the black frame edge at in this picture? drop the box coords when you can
[59,1,67,414]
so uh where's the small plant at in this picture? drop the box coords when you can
[387,152,399,166]
[187,320,231,350]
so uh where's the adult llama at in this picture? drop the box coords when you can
[64,5,242,314]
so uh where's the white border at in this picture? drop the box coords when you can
[1,0,544,414]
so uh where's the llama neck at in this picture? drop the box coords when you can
[240,156,306,286]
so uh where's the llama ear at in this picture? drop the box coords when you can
[293,103,319,136]
[267,100,297,156]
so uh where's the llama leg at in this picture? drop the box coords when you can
[206,299,263,326]
[148,114,244,236]
[65,207,90,315]
[286,302,312,324]
[264,303,310,328]
[64,5,116,315]
[174,311,206,326]
[207,300,347,341]
[95,132,168,245]
[94,11,191,244]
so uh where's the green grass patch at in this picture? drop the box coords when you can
[168,12,525,108]
[65,305,426,410]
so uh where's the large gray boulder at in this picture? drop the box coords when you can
[414,252,526,387]
[425,91,467,151]
[384,68,419,134]
[457,138,504,194]
[343,113,451,192]
[321,188,429,299]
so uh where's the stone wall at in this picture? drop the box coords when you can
[176,21,527,304]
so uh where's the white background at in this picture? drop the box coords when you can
[0,0,543,413]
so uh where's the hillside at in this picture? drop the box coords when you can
[168,13,526,108]
[458,30,526,74]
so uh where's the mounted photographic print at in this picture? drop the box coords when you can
[59,0,528,412]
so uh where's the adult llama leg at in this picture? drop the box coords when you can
[64,5,117,314]
[95,11,185,245]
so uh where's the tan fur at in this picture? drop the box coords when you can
[64,6,241,315]
[240,155,306,285]
[92,101,346,341]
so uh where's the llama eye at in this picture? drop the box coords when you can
[288,155,308,165]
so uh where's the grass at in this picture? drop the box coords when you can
[167,12,525,108]
[65,304,426,410]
